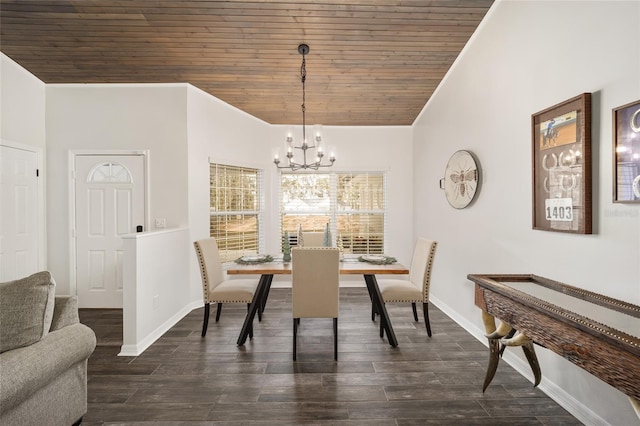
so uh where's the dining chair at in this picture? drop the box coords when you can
[299,231,325,247]
[291,247,340,360]
[375,238,438,337]
[194,237,261,338]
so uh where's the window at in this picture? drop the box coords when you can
[210,163,262,262]
[88,162,132,183]
[280,172,385,254]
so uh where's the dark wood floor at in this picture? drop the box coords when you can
[79,288,582,425]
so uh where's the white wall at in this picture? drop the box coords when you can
[1,53,47,276]
[186,84,415,291]
[1,54,46,148]
[268,125,414,263]
[45,84,189,295]
[413,1,640,425]
[121,228,196,356]
[186,85,272,301]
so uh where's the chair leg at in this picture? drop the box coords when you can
[333,318,338,361]
[293,318,298,361]
[201,303,210,337]
[247,304,253,339]
[412,302,418,322]
[215,303,222,322]
[423,302,432,337]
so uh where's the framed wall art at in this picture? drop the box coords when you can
[613,99,640,203]
[532,93,592,234]
[439,150,480,209]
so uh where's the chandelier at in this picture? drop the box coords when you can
[274,44,335,171]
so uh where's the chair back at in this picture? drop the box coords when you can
[292,247,340,318]
[194,238,224,302]
[408,238,438,301]
[300,232,325,247]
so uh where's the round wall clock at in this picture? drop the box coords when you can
[442,150,480,209]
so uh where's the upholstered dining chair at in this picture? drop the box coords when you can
[194,237,260,338]
[291,247,340,361]
[375,238,438,337]
[299,231,325,247]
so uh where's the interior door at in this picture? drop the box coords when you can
[74,155,145,308]
[0,145,40,281]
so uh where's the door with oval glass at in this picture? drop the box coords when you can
[74,154,146,308]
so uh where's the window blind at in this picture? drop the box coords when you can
[279,171,386,254]
[210,163,262,262]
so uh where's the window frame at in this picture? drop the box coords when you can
[279,171,386,254]
[209,162,264,262]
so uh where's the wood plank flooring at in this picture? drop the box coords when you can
[79,288,582,425]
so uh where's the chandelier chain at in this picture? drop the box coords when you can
[301,53,306,143]
[273,43,335,171]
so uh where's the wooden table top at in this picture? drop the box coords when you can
[225,256,409,276]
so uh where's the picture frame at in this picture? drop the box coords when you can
[613,99,640,203]
[532,93,592,234]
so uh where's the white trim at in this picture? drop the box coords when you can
[48,82,187,90]
[208,156,264,171]
[208,161,266,257]
[119,300,201,356]
[68,149,150,296]
[430,294,610,426]
[0,139,46,273]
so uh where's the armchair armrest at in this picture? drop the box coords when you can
[50,296,79,331]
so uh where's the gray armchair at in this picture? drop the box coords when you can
[0,271,96,426]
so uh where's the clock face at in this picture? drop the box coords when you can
[443,150,479,209]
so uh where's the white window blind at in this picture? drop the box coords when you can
[210,163,263,262]
[280,171,386,254]
[336,172,385,254]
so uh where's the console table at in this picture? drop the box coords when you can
[467,274,640,416]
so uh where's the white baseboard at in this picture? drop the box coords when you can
[119,300,202,356]
[429,295,610,426]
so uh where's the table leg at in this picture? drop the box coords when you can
[364,274,398,347]
[261,274,273,313]
[483,337,501,392]
[237,274,272,346]
[480,311,542,391]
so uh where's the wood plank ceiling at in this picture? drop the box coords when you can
[0,0,494,126]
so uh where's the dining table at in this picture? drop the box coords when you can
[225,254,409,347]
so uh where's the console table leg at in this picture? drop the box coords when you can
[522,342,542,387]
[481,311,500,392]
[483,337,501,393]
[480,311,542,391]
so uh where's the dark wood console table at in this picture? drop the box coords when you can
[467,274,640,414]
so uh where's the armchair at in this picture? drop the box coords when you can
[194,238,261,337]
[376,238,438,336]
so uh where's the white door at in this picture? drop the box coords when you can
[75,155,145,308]
[0,145,40,281]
